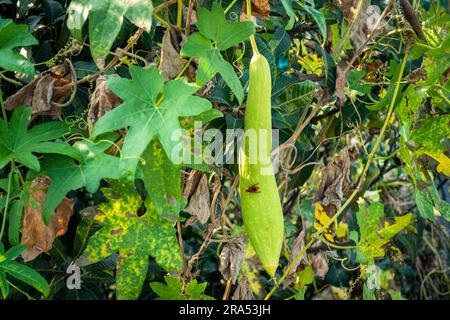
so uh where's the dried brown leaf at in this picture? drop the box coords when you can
[336,62,347,106]
[5,60,76,118]
[313,146,358,216]
[232,276,254,300]
[183,6,198,26]
[87,75,122,129]
[21,177,74,262]
[219,236,246,284]
[284,230,309,288]
[159,27,188,81]
[241,0,270,19]
[182,170,203,198]
[335,0,389,51]
[311,252,329,279]
[184,173,211,226]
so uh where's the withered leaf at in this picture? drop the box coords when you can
[313,146,358,217]
[21,177,74,262]
[5,60,76,118]
[219,236,246,284]
[336,61,347,106]
[241,0,270,19]
[232,276,254,300]
[159,27,189,81]
[335,0,389,51]
[87,75,122,130]
[284,230,310,288]
[182,170,203,198]
[311,252,329,279]
[183,6,198,26]
[184,172,211,226]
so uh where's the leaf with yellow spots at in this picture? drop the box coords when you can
[76,183,182,300]
[411,114,450,177]
[314,204,335,242]
[354,203,412,264]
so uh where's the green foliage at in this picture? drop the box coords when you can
[275,80,318,111]
[142,139,187,220]
[66,0,153,67]
[0,107,74,171]
[150,276,214,300]
[0,0,448,302]
[181,4,255,104]
[92,66,212,177]
[41,138,121,223]
[0,244,49,298]
[0,18,38,75]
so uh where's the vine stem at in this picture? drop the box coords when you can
[224,0,239,14]
[0,161,15,242]
[175,57,194,80]
[0,89,7,122]
[246,0,259,55]
[222,280,232,300]
[176,0,183,29]
[264,47,411,300]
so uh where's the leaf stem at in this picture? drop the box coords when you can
[264,47,411,300]
[0,161,15,242]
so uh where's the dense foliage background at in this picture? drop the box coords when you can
[0,0,449,300]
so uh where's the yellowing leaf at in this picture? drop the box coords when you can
[423,151,450,176]
[77,183,182,300]
[355,203,413,263]
[314,204,335,242]
[336,222,349,238]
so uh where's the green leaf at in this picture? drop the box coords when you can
[150,276,184,300]
[320,48,336,94]
[0,18,38,75]
[0,107,72,171]
[0,244,27,262]
[142,139,187,220]
[0,260,49,296]
[301,4,327,43]
[150,276,214,300]
[346,70,371,95]
[8,196,25,246]
[415,187,434,220]
[66,0,153,67]
[181,4,255,104]
[92,66,212,177]
[275,80,318,111]
[415,182,450,221]
[77,183,182,300]
[0,270,9,299]
[41,139,121,224]
[73,209,100,257]
[280,0,296,30]
[397,86,427,126]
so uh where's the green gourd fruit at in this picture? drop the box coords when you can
[238,52,284,277]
